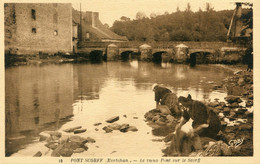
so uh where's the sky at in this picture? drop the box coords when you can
[72,0,241,27]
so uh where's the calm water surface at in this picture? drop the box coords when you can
[5,61,235,156]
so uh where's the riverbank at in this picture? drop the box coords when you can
[144,69,253,156]
[5,51,250,67]
[4,53,92,67]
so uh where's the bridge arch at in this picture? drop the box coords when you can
[152,51,167,63]
[120,51,134,61]
[120,51,141,61]
[90,50,104,63]
[189,51,213,65]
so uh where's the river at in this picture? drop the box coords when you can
[5,61,236,157]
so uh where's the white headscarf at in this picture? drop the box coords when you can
[152,83,158,91]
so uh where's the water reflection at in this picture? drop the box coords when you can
[161,62,172,68]
[5,62,234,156]
[5,65,75,155]
[73,64,107,101]
[130,60,139,69]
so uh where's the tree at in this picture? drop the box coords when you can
[159,31,170,41]
[164,11,169,15]
[104,23,109,28]
[185,3,192,12]
[136,11,147,20]
[120,16,131,22]
[150,13,157,18]
[176,6,180,12]
[206,3,214,12]
[111,4,232,42]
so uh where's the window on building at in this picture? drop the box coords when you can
[32,28,36,33]
[31,9,36,20]
[86,32,90,39]
[13,10,16,24]
[54,30,58,36]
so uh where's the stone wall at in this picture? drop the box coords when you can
[4,4,17,53]
[79,41,238,49]
[4,3,72,55]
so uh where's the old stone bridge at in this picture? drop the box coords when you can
[77,41,247,63]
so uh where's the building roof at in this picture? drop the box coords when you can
[73,9,128,42]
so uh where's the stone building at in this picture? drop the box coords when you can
[4,3,73,55]
[73,9,128,44]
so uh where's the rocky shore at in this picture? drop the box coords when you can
[144,70,253,156]
[33,116,138,157]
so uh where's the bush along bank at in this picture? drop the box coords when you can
[144,70,253,156]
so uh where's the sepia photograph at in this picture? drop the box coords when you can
[1,0,258,163]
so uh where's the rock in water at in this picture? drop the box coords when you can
[239,124,253,131]
[246,100,253,107]
[202,142,221,156]
[33,151,42,157]
[244,111,253,118]
[65,142,81,150]
[219,102,226,107]
[48,131,62,138]
[231,102,239,108]
[86,137,96,143]
[74,129,87,134]
[220,142,232,156]
[59,135,69,144]
[83,143,89,151]
[127,126,138,132]
[223,107,230,114]
[63,126,82,133]
[39,131,51,141]
[45,143,59,150]
[69,136,88,145]
[102,126,113,133]
[152,115,160,122]
[224,96,242,104]
[93,123,102,126]
[74,148,85,153]
[108,123,121,130]
[119,124,130,132]
[238,77,244,85]
[106,116,119,123]
[59,147,74,157]
[208,101,219,107]
[51,144,64,157]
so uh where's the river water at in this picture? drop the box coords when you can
[5,61,236,157]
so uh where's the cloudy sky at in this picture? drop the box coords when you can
[72,0,241,26]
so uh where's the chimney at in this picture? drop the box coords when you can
[92,12,99,27]
[85,11,92,25]
[84,11,99,27]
